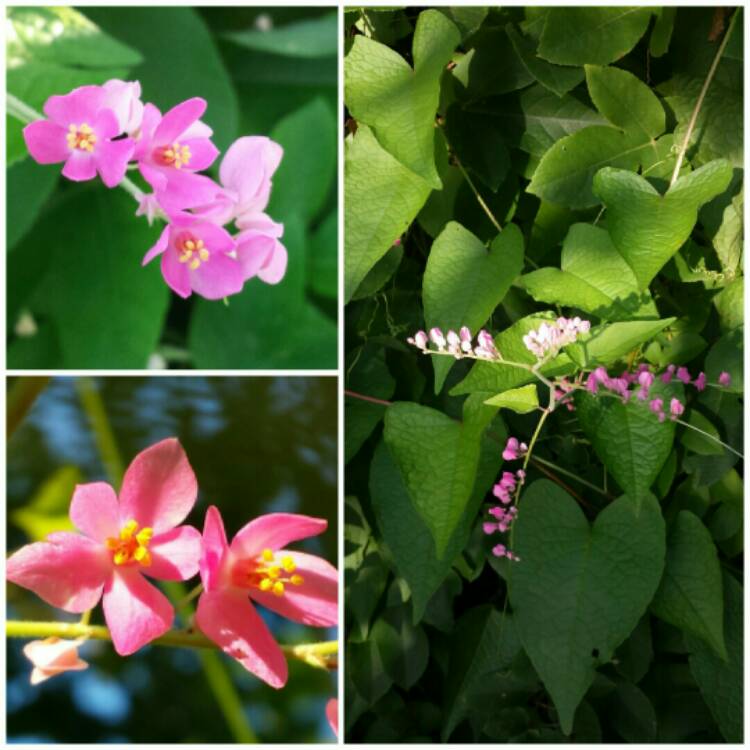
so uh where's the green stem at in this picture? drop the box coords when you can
[530,455,610,498]
[674,418,744,458]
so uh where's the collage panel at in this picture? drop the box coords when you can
[6,376,338,742]
[7,6,337,370]
[343,6,743,744]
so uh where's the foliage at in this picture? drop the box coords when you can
[6,7,337,369]
[344,7,743,742]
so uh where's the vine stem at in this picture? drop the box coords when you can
[7,93,145,203]
[6,620,338,670]
[530,455,609,499]
[669,8,738,186]
[343,389,392,407]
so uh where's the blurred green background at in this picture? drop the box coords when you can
[6,6,337,369]
[7,376,338,743]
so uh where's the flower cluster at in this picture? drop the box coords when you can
[23,80,286,300]
[407,326,500,360]
[522,317,591,360]
[7,439,337,689]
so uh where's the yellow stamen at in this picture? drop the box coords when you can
[272,582,285,597]
[66,122,97,152]
[290,574,304,586]
[259,578,273,592]
[262,549,274,562]
[281,556,296,572]
[105,519,154,568]
[189,258,200,271]
[177,236,209,270]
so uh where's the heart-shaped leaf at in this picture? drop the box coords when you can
[510,480,666,734]
[423,221,524,393]
[484,384,539,414]
[593,159,733,289]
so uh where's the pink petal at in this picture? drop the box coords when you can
[95,138,135,188]
[62,150,97,182]
[194,220,235,254]
[139,161,168,194]
[93,107,120,140]
[70,482,120,541]
[257,241,288,285]
[200,506,229,592]
[326,699,338,738]
[249,550,337,627]
[230,513,328,559]
[182,119,213,139]
[44,85,104,126]
[235,232,276,280]
[23,120,69,164]
[220,136,282,209]
[7,533,109,612]
[181,138,220,171]
[161,247,192,298]
[144,525,202,581]
[235,212,284,236]
[133,103,162,160]
[117,438,198,534]
[196,589,288,688]
[154,97,206,144]
[158,170,223,211]
[190,253,245,300]
[103,568,173,655]
[143,224,170,266]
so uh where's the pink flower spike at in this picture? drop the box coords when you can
[492,544,507,557]
[502,437,520,461]
[649,398,663,414]
[669,398,685,420]
[483,522,498,535]
[23,637,88,685]
[718,371,732,387]
[326,699,338,738]
[661,364,675,383]
[585,372,599,394]
[694,372,706,391]
[7,438,202,656]
[676,366,691,384]
[196,507,338,687]
[488,506,504,519]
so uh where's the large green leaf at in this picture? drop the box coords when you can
[538,8,652,65]
[593,159,733,289]
[423,222,524,392]
[382,396,499,558]
[686,573,743,742]
[521,223,657,320]
[510,480,666,734]
[344,125,432,301]
[345,9,460,187]
[222,13,337,58]
[7,159,59,250]
[189,215,336,368]
[484,384,539,414]
[9,187,169,368]
[651,511,726,659]
[575,380,680,497]
[370,420,504,623]
[371,606,429,690]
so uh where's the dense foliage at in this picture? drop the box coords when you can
[344,7,743,742]
[7,7,337,369]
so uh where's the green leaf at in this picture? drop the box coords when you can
[189,215,336,368]
[438,7,488,40]
[7,159,58,250]
[347,552,389,640]
[423,222,524,392]
[686,573,743,742]
[383,397,499,557]
[269,98,336,225]
[371,606,429,690]
[345,9,460,187]
[606,680,658,742]
[575,380,680,497]
[442,607,522,740]
[308,210,337,299]
[506,24,584,98]
[614,615,653,683]
[344,125,432,302]
[538,8,652,65]
[681,410,724,456]
[712,186,742,276]
[713,277,743,331]
[521,223,658,321]
[509,480,666,734]
[651,511,727,659]
[222,13,337,58]
[650,7,676,57]
[9,187,169,368]
[484,384,539,414]
[351,245,403,301]
[593,160,733,289]
[705,329,743,395]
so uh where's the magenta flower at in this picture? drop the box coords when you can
[670,397,685,420]
[235,225,288,285]
[7,439,202,656]
[134,98,220,210]
[23,637,88,685]
[143,215,244,299]
[676,366,692,384]
[694,372,706,391]
[195,507,338,688]
[502,437,527,461]
[661,364,676,383]
[23,84,134,187]
[719,371,732,387]
[101,79,144,135]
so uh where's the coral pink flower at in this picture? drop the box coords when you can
[326,698,338,738]
[143,216,244,299]
[134,98,220,210]
[7,438,202,656]
[235,225,288,285]
[195,507,338,689]
[23,84,134,187]
[23,637,89,685]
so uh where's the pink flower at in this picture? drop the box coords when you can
[195,507,338,688]
[7,439,202,656]
[143,215,244,299]
[23,637,88,685]
[694,372,706,391]
[134,98,220,210]
[23,84,134,187]
[326,699,338,738]
[101,79,144,135]
[670,398,685,420]
[502,437,527,461]
[235,225,288,285]
[718,371,732,387]
[676,366,692,384]
[482,522,498,535]
[649,398,664,414]
[661,364,676,383]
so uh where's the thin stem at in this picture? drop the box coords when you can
[674,418,744,458]
[669,9,738,186]
[175,583,204,612]
[530,455,610,498]
[344,389,392,407]
[5,620,338,669]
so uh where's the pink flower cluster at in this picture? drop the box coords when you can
[23,80,286,300]
[407,326,500,360]
[7,439,337,689]
[522,317,591,359]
